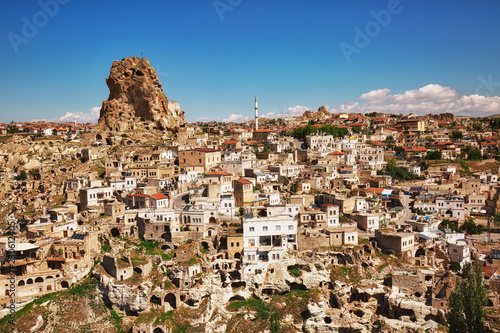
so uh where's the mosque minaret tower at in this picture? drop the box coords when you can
[255,96,259,131]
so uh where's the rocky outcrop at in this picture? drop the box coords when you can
[95,266,150,315]
[300,106,331,122]
[426,112,455,123]
[98,56,186,132]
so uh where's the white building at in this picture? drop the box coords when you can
[323,204,340,228]
[435,195,465,221]
[448,239,471,268]
[305,135,335,153]
[79,187,113,210]
[180,206,219,237]
[355,212,381,232]
[150,193,169,209]
[220,195,236,216]
[266,192,281,206]
[243,215,298,275]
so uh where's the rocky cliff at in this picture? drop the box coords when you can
[426,112,455,123]
[98,56,186,132]
[300,106,331,122]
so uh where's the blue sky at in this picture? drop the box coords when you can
[1,0,499,123]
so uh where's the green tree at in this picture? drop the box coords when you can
[451,131,463,140]
[426,150,442,160]
[6,124,20,134]
[468,148,482,160]
[386,135,394,141]
[494,212,500,227]
[460,218,486,235]
[447,261,487,333]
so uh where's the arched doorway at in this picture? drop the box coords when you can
[415,247,426,257]
[61,281,69,288]
[164,293,176,309]
[153,328,164,333]
[110,228,120,237]
[35,277,44,283]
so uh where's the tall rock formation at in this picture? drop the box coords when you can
[299,106,331,122]
[98,56,186,132]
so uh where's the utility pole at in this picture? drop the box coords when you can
[488,213,492,242]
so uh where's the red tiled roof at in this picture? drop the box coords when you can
[206,171,232,176]
[223,140,239,144]
[328,151,345,155]
[367,187,384,194]
[150,193,168,200]
[235,179,252,184]
[404,146,427,152]
[194,148,219,152]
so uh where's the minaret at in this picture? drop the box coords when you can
[254,96,259,131]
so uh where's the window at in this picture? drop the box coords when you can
[288,225,293,230]
[275,226,281,231]
[231,242,234,247]
[249,227,255,232]
[263,226,268,231]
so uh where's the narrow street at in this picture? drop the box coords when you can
[398,193,413,226]
[170,191,189,209]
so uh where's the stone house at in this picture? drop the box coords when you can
[375,229,418,260]
[178,148,221,172]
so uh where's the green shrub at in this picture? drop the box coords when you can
[288,268,302,277]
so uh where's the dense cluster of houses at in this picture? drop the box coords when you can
[3,111,500,309]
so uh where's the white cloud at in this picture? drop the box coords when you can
[33,107,100,123]
[197,116,215,122]
[222,114,245,123]
[324,84,500,117]
[392,84,460,104]
[261,105,311,119]
[360,88,391,101]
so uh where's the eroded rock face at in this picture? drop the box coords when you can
[300,106,331,122]
[98,56,186,132]
[427,112,455,123]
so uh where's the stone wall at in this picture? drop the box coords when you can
[298,233,330,251]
